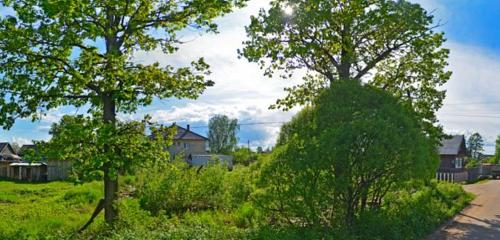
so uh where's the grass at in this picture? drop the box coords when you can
[466,177,491,185]
[0,180,103,239]
[0,178,474,240]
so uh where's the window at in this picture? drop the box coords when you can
[184,143,189,150]
[455,157,463,168]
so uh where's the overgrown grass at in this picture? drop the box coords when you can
[0,177,473,239]
[0,180,103,239]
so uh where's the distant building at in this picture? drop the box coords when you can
[0,142,47,181]
[167,124,209,160]
[156,124,233,168]
[438,135,467,172]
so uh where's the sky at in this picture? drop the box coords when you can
[1,0,500,153]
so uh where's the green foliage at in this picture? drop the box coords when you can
[240,0,451,145]
[0,0,248,223]
[355,180,473,240]
[135,160,254,215]
[491,135,500,164]
[41,115,173,182]
[0,0,248,128]
[465,158,480,168]
[467,132,484,159]
[208,115,239,154]
[0,170,472,240]
[232,147,259,166]
[256,81,439,227]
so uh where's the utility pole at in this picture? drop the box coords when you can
[247,139,250,150]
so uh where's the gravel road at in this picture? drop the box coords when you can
[428,180,500,240]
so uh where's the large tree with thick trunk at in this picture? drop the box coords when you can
[240,0,451,144]
[0,0,246,224]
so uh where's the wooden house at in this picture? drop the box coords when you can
[0,142,21,178]
[438,135,467,172]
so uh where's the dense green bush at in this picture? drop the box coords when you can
[256,81,439,228]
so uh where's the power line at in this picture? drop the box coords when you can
[444,100,500,106]
[189,121,286,128]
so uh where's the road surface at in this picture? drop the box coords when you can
[428,180,500,240]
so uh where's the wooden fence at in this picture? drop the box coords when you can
[436,167,482,183]
[47,160,72,181]
[436,171,468,183]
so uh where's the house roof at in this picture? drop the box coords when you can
[0,142,20,161]
[439,135,466,155]
[10,162,46,167]
[0,142,9,152]
[173,125,208,141]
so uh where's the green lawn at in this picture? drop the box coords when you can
[0,180,102,239]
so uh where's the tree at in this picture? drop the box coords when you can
[232,147,258,166]
[491,135,500,164]
[240,0,451,144]
[208,115,239,153]
[467,132,484,159]
[257,81,438,228]
[0,0,246,224]
[256,146,263,153]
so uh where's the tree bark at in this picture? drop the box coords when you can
[103,93,119,224]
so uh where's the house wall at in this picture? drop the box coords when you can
[0,162,9,178]
[168,140,207,159]
[439,154,466,172]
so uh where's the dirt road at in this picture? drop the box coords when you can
[428,180,500,240]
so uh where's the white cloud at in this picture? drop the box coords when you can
[437,42,500,154]
[10,137,32,146]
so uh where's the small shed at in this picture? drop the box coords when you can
[9,162,48,181]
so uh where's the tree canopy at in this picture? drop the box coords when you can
[240,0,451,143]
[257,81,438,227]
[467,132,484,159]
[208,114,239,154]
[0,0,247,223]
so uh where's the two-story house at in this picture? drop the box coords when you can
[168,124,209,160]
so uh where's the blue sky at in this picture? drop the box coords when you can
[1,0,500,153]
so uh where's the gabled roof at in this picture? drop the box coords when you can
[0,142,21,161]
[0,142,17,155]
[439,135,466,155]
[173,125,208,141]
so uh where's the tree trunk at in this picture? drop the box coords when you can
[103,94,118,223]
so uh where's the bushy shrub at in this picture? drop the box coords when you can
[256,81,439,227]
[355,180,473,240]
[136,160,255,215]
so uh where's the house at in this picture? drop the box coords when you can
[158,124,234,168]
[0,142,21,178]
[438,135,467,172]
[168,124,209,160]
[0,142,48,181]
[18,144,72,181]
[0,142,70,182]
